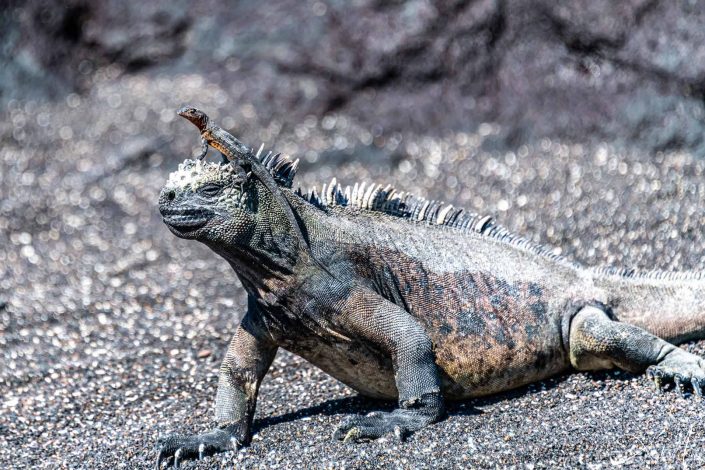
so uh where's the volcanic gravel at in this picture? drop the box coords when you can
[3,72,705,469]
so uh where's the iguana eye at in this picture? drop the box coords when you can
[199,184,222,197]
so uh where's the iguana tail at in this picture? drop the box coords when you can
[593,268,705,344]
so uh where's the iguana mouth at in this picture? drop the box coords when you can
[161,208,213,231]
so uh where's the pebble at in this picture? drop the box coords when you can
[197,349,212,359]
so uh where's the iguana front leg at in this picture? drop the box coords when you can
[569,305,705,396]
[156,302,277,468]
[333,288,445,442]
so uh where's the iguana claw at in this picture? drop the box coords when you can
[342,427,360,443]
[393,425,406,442]
[646,367,664,392]
[156,428,243,468]
[173,448,182,469]
[645,349,705,397]
[674,375,686,397]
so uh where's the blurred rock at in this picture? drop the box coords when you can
[1,0,189,99]
[3,0,705,155]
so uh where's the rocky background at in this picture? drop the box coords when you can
[2,0,705,468]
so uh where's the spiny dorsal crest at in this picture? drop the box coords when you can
[295,177,705,282]
[167,144,299,190]
[254,143,299,188]
[296,178,499,233]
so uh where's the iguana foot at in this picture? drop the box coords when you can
[334,394,443,443]
[646,349,705,397]
[155,428,242,468]
[334,409,436,443]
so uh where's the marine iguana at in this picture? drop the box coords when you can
[156,112,705,467]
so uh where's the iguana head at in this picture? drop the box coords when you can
[159,159,254,243]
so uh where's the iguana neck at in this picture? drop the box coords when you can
[206,184,308,292]
[230,243,293,278]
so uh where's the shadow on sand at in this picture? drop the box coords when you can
[252,368,640,434]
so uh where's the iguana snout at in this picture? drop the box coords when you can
[159,186,216,237]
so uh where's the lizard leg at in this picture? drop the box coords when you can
[333,289,445,443]
[197,137,208,160]
[156,301,277,468]
[569,305,705,396]
[228,160,249,183]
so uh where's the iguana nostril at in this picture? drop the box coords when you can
[167,190,175,201]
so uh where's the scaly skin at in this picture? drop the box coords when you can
[155,110,705,468]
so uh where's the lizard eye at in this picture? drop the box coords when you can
[199,183,222,198]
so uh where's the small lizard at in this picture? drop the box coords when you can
[177,106,313,266]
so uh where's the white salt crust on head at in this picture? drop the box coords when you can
[164,159,238,192]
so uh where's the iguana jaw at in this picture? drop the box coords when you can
[161,206,214,236]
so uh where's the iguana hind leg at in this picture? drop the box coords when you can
[156,304,277,468]
[569,305,705,396]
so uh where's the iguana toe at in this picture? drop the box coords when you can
[156,429,242,468]
[645,349,705,397]
[646,367,665,392]
[172,448,182,468]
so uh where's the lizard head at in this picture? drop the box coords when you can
[177,105,209,132]
[159,159,254,243]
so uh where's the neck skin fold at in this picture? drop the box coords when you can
[207,184,306,296]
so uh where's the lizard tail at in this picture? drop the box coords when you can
[593,268,705,344]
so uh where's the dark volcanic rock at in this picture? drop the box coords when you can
[3,0,705,154]
[1,0,189,99]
